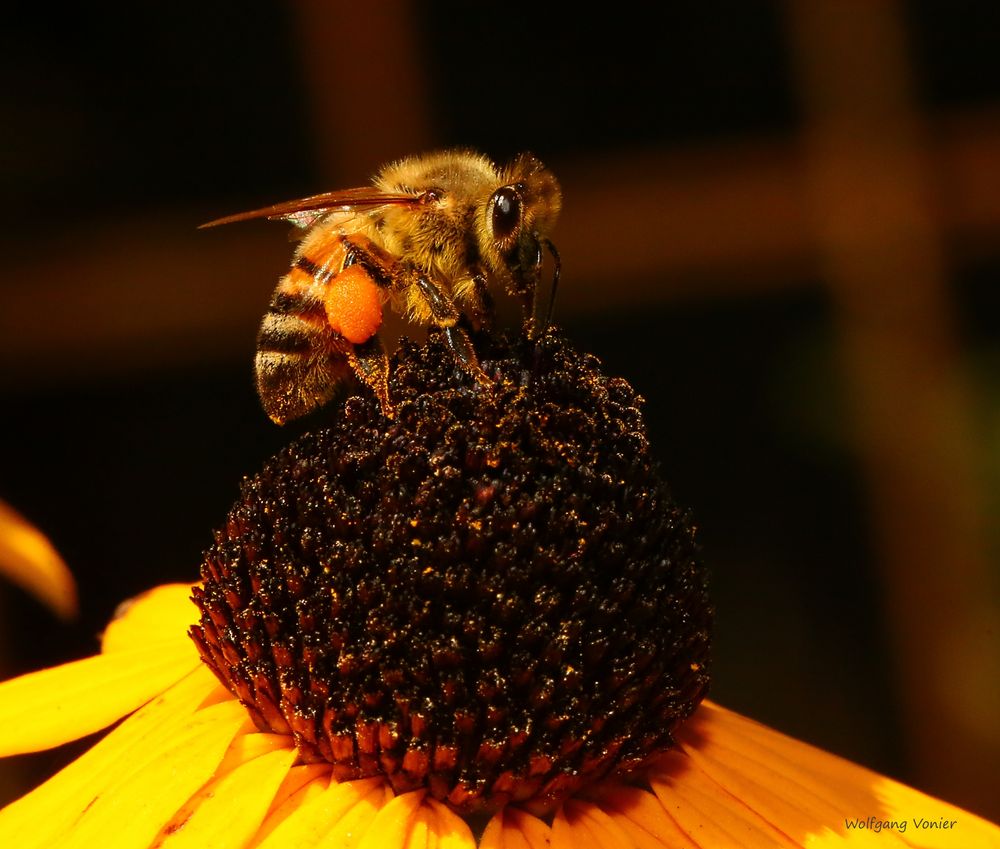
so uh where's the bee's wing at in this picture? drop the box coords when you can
[199,188,420,230]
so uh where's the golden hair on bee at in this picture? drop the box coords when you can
[202,149,562,424]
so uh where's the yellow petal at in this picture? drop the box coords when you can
[0,664,240,849]
[257,762,333,834]
[676,717,865,842]
[599,785,698,849]
[215,732,296,776]
[405,799,433,849]
[873,777,1000,849]
[479,815,505,849]
[315,781,395,849]
[551,803,590,849]
[0,665,217,845]
[679,701,892,814]
[575,800,643,848]
[254,777,386,849]
[425,799,476,849]
[554,799,641,849]
[101,583,200,653]
[480,807,551,849]
[155,731,296,842]
[650,749,801,848]
[0,639,201,756]
[59,699,250,849]
[0,498,76,620]
[508,807,552,849]
[356,789,425,849]
[155,746,298,848]
[666,701,1000,848]
[269,764,332,808]
[874,780,1000,849]
[479,815,506,849]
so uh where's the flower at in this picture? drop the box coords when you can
[0,583,998,848]
[192,330,711,817]
[1,330,998,847]
[0,498,76,620]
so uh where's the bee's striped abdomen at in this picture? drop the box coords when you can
[255,257,352,423]
[257,285,327,354]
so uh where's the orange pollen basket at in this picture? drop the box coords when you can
[323,265,384,345]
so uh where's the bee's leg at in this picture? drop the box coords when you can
[530,238,561,338]
[346,333,394,417]
[411,274,491,387]
[460,271,495,334]
[506,242,541,338]
[443,325,490,383]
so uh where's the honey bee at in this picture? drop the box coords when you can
[202,150,562,424]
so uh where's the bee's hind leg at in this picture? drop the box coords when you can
[346,333,394,417]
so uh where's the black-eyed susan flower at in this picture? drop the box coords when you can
[1,330,998,848]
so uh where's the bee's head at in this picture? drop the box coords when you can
[479,153,562,298]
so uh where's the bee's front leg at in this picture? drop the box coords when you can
[346,334,394,417]
[410,273,491,388]
[457,270,495,334]
[531,238,561,338]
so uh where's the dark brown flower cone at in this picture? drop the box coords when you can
[191,327,712,816]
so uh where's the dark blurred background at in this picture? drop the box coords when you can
[1,0,999,821]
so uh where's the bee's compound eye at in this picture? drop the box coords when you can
[490,186,521,240]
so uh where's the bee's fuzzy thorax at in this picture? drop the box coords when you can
[191,327,712,816]
[374,148,499,197]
